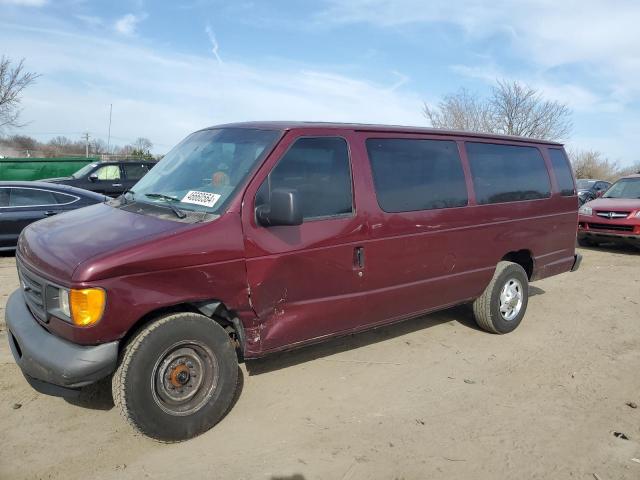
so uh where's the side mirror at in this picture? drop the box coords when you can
[89,173,98,182]
[256,188,303,227]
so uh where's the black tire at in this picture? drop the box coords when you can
[112,312,238,442]
[472,261,529,334]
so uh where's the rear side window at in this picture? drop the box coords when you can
[9,188,58,207]
[257,137,353,221]
[548,149,575,196]
[123,163,150,180]
[366,138,467,212]
[466,143,551,204]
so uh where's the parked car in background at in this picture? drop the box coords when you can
[0,181,106,251]
[6,122,580,441]
[578,174,640,248]
[576,179,611,205]
[42,160,155,197]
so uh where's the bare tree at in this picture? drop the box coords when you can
[0,56,40,131]
[423,79,572,141]
[132,137,153,153]
[569,150,623,181]
[424,88,493,133]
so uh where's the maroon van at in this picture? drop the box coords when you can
[6,122,581,441]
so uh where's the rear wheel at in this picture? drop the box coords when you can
[112,312,238,442]
[473,261,529,334]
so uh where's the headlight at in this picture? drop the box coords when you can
[70,288,106,327]
[59,289,70,317]
[579,205,592,216]
[635,211,640,218]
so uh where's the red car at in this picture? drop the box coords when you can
[6,122,580,441]
[578,174,640,248]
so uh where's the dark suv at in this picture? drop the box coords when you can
[43,160,155,196]
[576,179,611,205]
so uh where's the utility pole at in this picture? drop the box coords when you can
[83,132,90,158]
[107,103,112,155]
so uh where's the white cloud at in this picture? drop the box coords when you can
[0,22,424,153]
[205,24,223,65]
[114,13,146,36]
[320,0,640,100]
[0,0,47,5]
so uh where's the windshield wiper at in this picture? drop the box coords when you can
[144,193,187,219]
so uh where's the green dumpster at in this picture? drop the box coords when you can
[0,157,97,181]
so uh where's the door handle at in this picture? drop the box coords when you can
[354,247,365,269]
[43,210,58,217]
[112,183,123,187]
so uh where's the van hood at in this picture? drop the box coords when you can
[585,197,640,212]
[18,203,186,282]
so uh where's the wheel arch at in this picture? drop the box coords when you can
[500,249,534,280]
[119,299,245,360]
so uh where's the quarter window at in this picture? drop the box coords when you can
[548,149,575,196]
[466,143,551,204]
[366,138,468,212]
[256,137,353,221]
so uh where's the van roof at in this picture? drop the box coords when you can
[207,121,564,146]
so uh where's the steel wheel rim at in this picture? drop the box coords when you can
[499,278,523,321]
[151,340,219,416]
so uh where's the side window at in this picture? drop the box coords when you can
[256,137,353,221]
[123,163,150,180]
[366,138,467,212]
[95,165,121,180]
[53,192,78,204]
[0,188,9,207]
[466,143,551,204]
[9,188,58,207]
[548,148,575,196]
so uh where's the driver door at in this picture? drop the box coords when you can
[241,130,368,353]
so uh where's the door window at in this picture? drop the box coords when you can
[95,165,121,180]
[123,163,150,180]
[9,188,58,207]
[366,138,467,212]
[0,188,9,207]
[466,142,551,204]
[257,137,353,221]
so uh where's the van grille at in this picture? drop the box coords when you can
[16,258,47,322]
[587,223,634,232]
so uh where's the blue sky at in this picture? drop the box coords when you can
[0,0,639,165]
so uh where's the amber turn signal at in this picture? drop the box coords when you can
[70,288,106,327]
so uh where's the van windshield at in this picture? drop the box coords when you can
[602,177,640,199]
[131,128,280,216]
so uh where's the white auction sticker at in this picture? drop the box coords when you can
[181,190,221,208]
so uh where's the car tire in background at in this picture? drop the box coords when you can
[112,312,239,442]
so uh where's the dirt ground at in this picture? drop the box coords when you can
[0,246,639,480]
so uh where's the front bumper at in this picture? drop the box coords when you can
[577,230,640,246]
[5,289,118,396]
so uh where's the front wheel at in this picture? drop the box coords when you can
[473,261,529,334]
[112,312,239,441]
